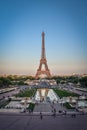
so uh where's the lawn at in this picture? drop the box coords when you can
[0,100,10,108]
[53,88,79,98]
[15,88,36,97]
[27,103,35,112]
[63,102,75,109]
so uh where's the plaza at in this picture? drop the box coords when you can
[0,114,87,130]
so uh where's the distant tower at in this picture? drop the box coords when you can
[35,32,51,79]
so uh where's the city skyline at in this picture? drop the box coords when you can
[0,0,87,76]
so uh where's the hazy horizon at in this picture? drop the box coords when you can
[0,0,87,76]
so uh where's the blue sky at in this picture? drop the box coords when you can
[0,0,87,75]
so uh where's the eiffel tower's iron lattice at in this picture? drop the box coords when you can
[35,32,51,79]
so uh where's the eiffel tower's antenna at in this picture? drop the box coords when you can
[41,32,46,59]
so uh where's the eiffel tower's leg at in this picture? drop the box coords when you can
[38,62,42,71]
[45,62,49,70]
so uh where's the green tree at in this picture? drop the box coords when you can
[79,77,87,87]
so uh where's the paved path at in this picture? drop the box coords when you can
[34,103,52,112]
[53,103,66,111]
[0,114,87,130]
[34,102,65,113]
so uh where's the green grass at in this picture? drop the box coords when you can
[63,102,75,109]
[27,103,35,111]
[15,89,36,97]
[0,100,10,108]
[53,88,79,98]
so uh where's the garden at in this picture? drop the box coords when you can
[53,88,79,98]
[15,88,36,97]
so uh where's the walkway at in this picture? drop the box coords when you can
[0,114,87,130]
[34,102,65,113]
[34,103,52,112]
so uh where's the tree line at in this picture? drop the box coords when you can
[0,75,35,88]
[0,75,87,88]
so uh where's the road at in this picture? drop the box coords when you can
[0,114,87,130]
[0,85,29,100]
[58,84,87,96]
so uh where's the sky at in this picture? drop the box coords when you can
[0,0,87,76]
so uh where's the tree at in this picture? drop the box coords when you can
[0,77,11,87]
[79,77,87,87]
[0,80,3,87]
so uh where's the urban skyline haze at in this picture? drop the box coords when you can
[0,0,87,76]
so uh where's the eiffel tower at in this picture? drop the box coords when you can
[35,32,51,79]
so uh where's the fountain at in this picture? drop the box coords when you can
[34,89,58,102]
